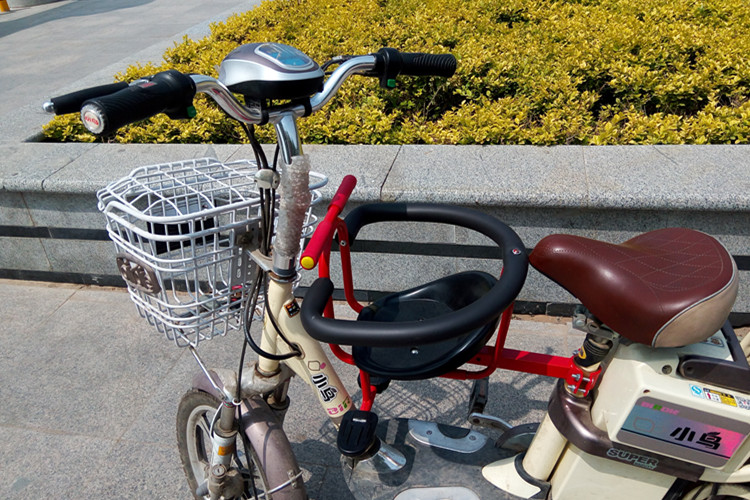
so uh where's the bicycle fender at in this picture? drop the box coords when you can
[190,371,307,499]
[241,396,307,500]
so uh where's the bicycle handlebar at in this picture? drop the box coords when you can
[300,203,529,347]
[372,48,457,88]
[300,175,357,270]
[45,48,456,135]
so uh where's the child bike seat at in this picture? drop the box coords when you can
[300,203,528,376]
[352,271,499,380]
[529,228,738,348]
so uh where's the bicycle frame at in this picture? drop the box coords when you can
[258,277,354,425]
[244,113,355,428]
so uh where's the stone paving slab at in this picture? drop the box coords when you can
[383,145,588,206]
[584,145,750,211]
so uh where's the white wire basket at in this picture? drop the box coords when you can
[97,157,326,348]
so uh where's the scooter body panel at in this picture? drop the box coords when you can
[592,333,750,472]
[550,443,675,500]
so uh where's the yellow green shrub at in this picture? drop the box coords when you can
[43,0,750,145]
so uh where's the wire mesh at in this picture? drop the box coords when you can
[97,157,325,347]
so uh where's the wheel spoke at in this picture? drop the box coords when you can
[197,413,211,441]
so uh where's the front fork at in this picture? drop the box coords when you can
[206,401,244,500]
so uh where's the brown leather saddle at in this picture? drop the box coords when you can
[529,228,738,347]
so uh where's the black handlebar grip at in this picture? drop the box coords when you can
[399,52,457,78]
[80,70,196,135]
[372,48,457,88]
[47,82,129,115]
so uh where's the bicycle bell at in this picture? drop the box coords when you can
[218,42,324,101]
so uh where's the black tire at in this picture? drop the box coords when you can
[176,389,271,499]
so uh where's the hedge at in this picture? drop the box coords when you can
[43,0,750,145]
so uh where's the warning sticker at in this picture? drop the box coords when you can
[690,384,747,410]
[284,300,301,317]
[705,389,738,407]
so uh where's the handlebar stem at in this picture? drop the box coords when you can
[272,112,304,165]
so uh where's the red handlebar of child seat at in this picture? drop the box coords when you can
[300,175,357,270]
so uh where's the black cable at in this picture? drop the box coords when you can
[321,55,354,73]
[241,122,276,255]
[243,268,298,361]
[272,144,280,172]
[266,145,280,251]
[242,123,268,170]
[238,122,299,358]
[258,189,271,254]
[236,337,247,403]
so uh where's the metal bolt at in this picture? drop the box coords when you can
[662,365,673,375]
[212,464,227,478]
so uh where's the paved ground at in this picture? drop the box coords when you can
[0,0,255,117]
[0,278,578,498]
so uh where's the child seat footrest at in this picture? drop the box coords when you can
[338,410,379,458]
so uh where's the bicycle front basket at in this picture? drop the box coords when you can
[97,157,324,347]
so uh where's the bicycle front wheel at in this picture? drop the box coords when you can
[176,389,271,499]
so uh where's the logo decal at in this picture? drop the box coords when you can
[83,111,100,127]
[311,373,338,402]
[116,253,161,294]
[690,385,704,398]
[606,448,659,470]
[284,300,300,317]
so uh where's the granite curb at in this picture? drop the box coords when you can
[2,142,749,212]
[1,142,749,317]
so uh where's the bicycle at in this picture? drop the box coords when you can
[46,42,750,500]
